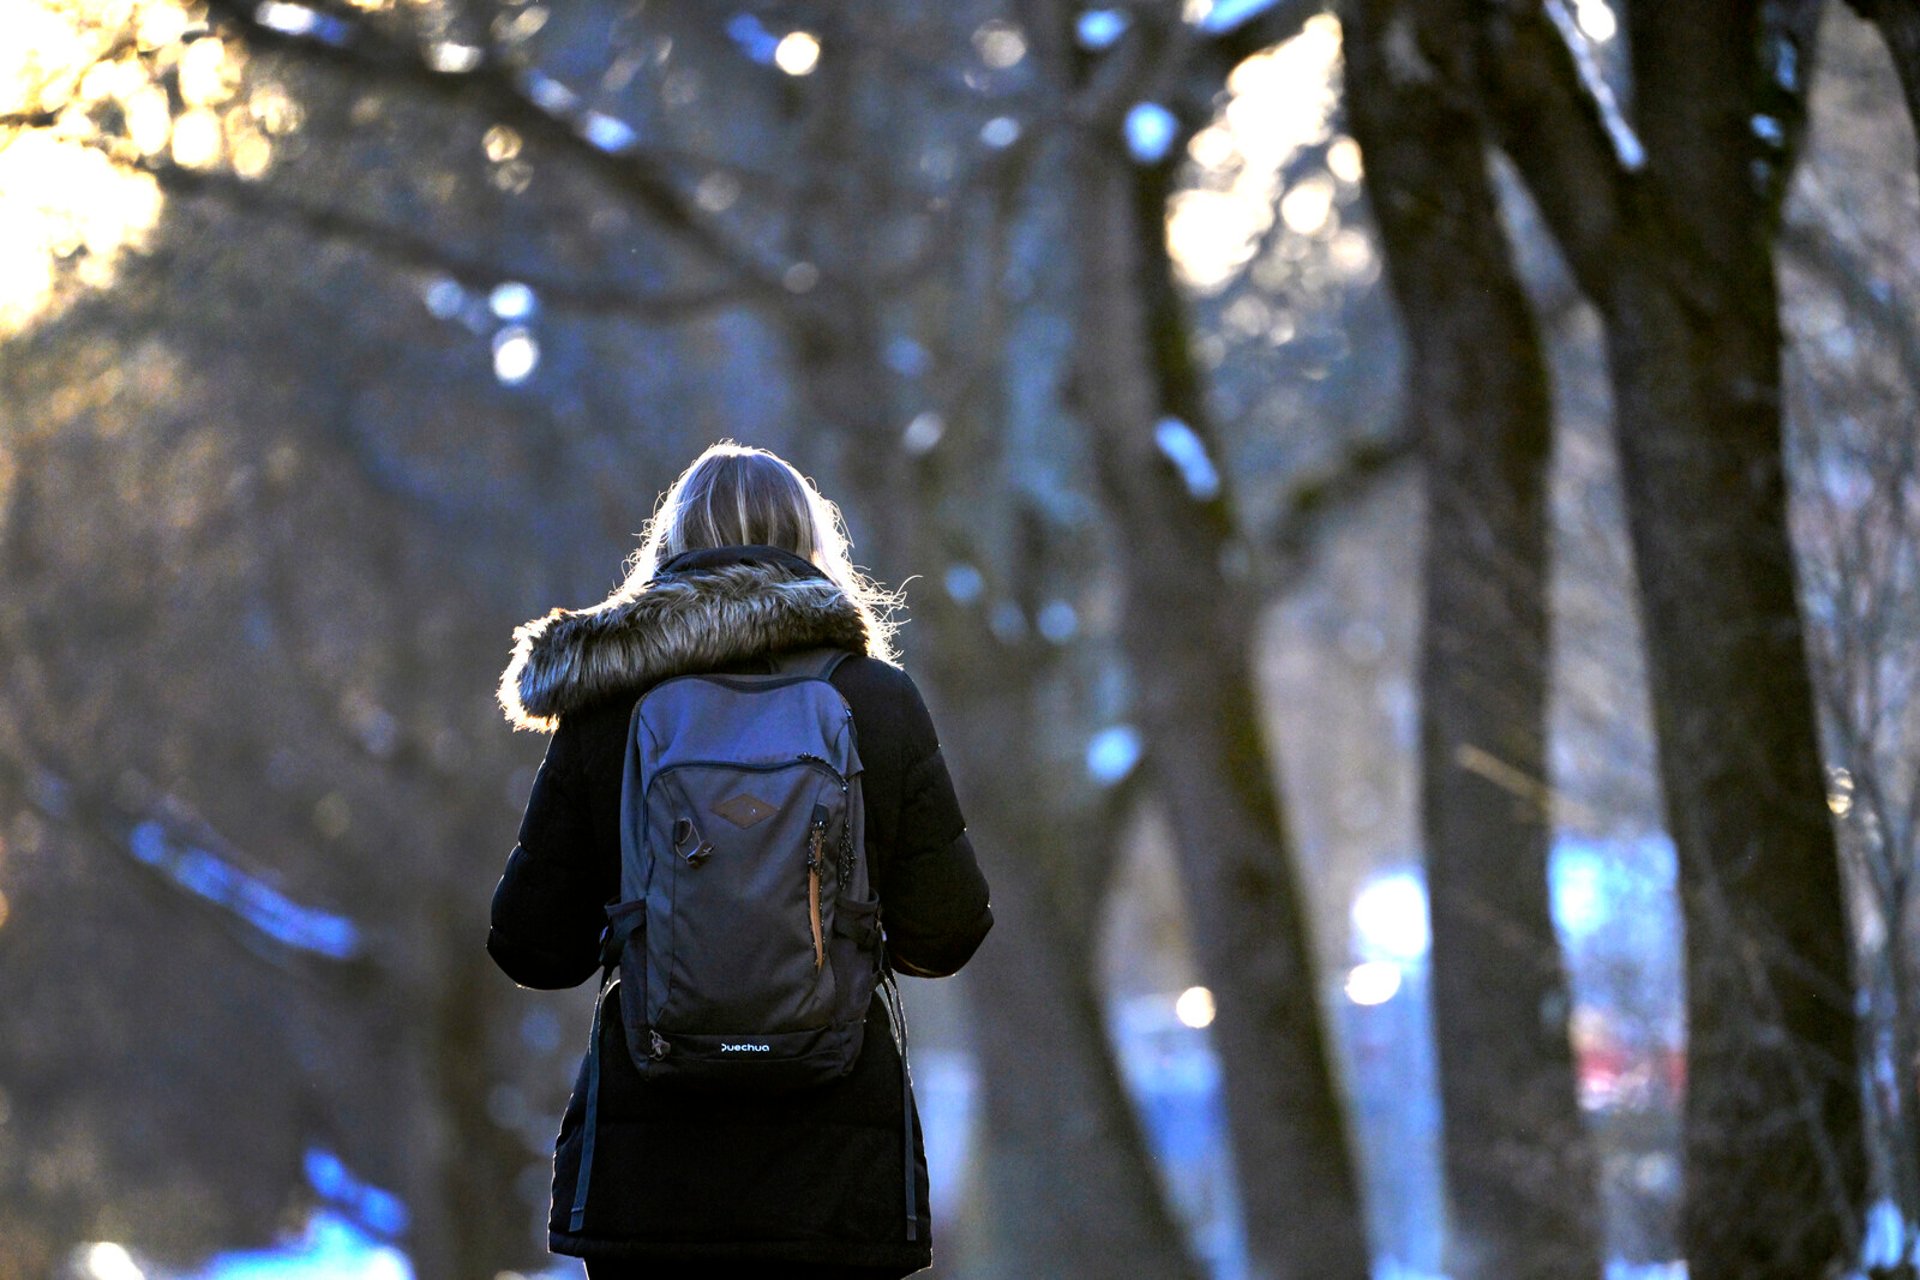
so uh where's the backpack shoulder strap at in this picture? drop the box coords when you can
[773,646,855,680]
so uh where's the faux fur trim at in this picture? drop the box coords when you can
[498,559,871,733]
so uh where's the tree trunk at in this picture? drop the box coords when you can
[958,826,1198,1280]
[1477,2,1869,1270]
[1071,106,1374,1280]
[1343,2,1602,1276]
[1608,254,1866,1275]
[791,295,1201,1280]
[1614,7,1865,1273]
[781,33,1200,1269]
[432,884,536,1274]
[930,636,1203,1280]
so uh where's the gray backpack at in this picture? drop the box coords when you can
[597,647,884,1088]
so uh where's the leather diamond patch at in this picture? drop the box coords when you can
[712,792,778,829]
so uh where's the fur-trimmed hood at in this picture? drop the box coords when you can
[498,546,872,732]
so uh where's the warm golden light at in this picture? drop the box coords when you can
[483,123,523,162]
[126,84,174,154]
[2,0,270,335]
[1167,14,1343,292]
[1279,175,1336,235]
[1828,767,1854,817]
[170,107,223,168]
[179,38,232,106]
[1166,190,1255,291]
[1187,125,1234,169]
[972,20,1027,70]
[249,84,303,135]
[231,132,273,178]
[134,3,189,50]
[1327,135,1364,183]
[774,31,821,76]
[0,130,165,333]
[1328,229,1375,280]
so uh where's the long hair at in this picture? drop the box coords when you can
[623,441,899,663]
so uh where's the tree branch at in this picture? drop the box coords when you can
[1844,0,1920,193]
[1072,1,1328,143]
[115,151,760,322]
[1265,430,1414,580]
[199,0,793,296]
[0,109,61,131]
[1474,0,1637,308]
[1781,214,1920,397]
[0,747,386,988]
[1069,16,1169,134]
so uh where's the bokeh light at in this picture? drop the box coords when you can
[1345,961,1403,1007]
[491,327,540,384]
[1175,985,1217,1029]
[84,1242,144,1280]
[1351,872,1431,963]
[0,131,165,334]
[1573,0,1618,42]
[972,20,1028,70]
[774,31,820,76]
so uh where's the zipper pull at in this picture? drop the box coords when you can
[806,804,829,869]
[806,805,829,972]
[671,816,713,866]
[649,1030,670,1060]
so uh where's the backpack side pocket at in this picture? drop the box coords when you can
[600,899,652,1071]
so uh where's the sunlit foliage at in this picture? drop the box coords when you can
[1167,14,1343,292]
[0,0,294,335]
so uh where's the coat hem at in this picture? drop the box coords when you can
[547,1229,932,1272]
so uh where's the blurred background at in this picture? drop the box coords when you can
[1,1,1917,1278]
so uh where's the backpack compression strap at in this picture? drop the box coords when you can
[879,968,918,1241]
[572,902,648,1232]
[568,966,618,1233]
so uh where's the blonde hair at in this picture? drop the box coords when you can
[624,442,900,662]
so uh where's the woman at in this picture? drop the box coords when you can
[489,442,992,1278]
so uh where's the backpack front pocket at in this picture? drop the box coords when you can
[648,762,845,1035]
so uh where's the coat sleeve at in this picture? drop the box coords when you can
[879,674,993,978]
[487,717,608,990]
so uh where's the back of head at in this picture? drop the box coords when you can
[627,441,898,662]
[642,443,819,567]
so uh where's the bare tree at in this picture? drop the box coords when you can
[1783,163,1920,1267]
[1474,2,1869,1271]
[1341,0,1602,1275]
[776,20,1204,1266]
[1016,4,1375,1275]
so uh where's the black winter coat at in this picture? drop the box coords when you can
[488,545,992,1275]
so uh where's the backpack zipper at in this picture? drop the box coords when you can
[651,754,846,786]
[806,804,829,971]
[798,750,857,886]
[795,752,849,786]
